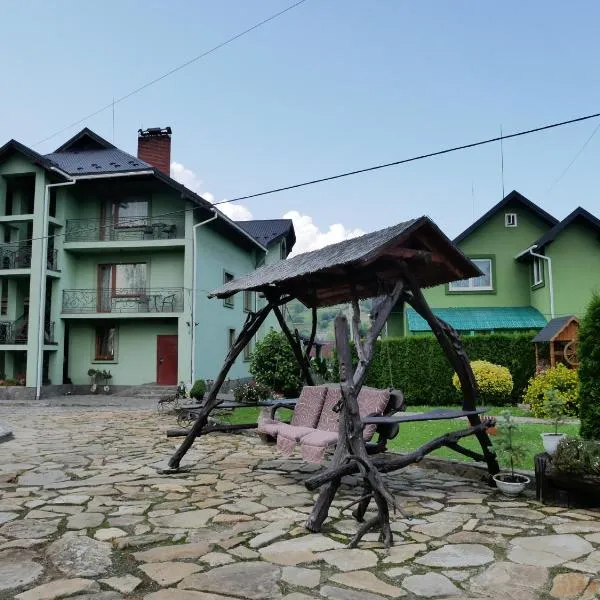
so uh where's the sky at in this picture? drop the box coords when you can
[1,1,600,254]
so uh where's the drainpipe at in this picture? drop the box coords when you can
[36,169,76,400]
[529,247,555,319]
[36,168,155,400]
[191,210,218,383]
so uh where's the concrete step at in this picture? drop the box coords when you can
[115,385,177,398]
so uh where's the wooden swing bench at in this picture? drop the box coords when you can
[165,216,500,549]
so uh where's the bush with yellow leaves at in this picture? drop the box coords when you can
[523,363,579,418]
[453,360,513,405]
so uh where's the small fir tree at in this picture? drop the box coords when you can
[543,388,566,435]
[579,293,600,440]
[494,411,526,479]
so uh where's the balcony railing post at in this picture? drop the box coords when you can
[64,217,185,243]
[62,288,184,313]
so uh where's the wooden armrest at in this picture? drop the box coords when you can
[363,407,487,425]
[269,400,297,420]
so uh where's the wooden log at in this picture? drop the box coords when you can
[167,303,275,469]
[304,306,318,362]
[166,422,259,437]
[304,420,494,491]
[272,304,315,386]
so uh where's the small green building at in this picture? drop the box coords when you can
[388,191,600,336]
[0,127,294,396]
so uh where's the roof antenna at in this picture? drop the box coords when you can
[500,125,505,199]
[112,97,115,143]
[471,181,475,219]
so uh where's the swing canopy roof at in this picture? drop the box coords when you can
[209,216,480,308]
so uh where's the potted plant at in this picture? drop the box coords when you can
[541,389,566,455]
[189,379,207,402]
[492,411,530,496]
[101,370,112,393]
[88,368,99,393]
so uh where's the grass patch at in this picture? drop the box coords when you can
[406,405,532,417]
[387,419,579,470]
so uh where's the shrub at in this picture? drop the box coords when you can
[523,364,579,418]
[233,381,271,404]
[579,293,600,440]
[493,411,526,478]
[189,379,207,399]
[552,436,600,477]
[249,330,303,397]
[453,360,513,405]
[333,333,534,405]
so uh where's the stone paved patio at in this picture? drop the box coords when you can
[1,405,600,600]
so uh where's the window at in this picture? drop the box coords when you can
[228,328,236,350]
[244,338,252,361]
[0,281,7,316]
[448,258,493,292]
[99,263,147,296]
[243,290,254,312]
[532,256,544,286]
[113,198,149,227]
[223,271,234,308]
[95,325,116,361]
[505,213,518,228]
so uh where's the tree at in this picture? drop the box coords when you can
[579,293,600,439]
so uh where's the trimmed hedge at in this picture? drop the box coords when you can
[333,333,535,406]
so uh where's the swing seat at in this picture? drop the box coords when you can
[258,385,404,463]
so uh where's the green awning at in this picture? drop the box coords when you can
[406,306,547,333]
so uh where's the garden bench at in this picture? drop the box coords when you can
[257,385,405,463]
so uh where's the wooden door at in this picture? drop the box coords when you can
[157,335,178,385]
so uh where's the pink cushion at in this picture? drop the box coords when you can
[301,429,339,447]
[276,424,316,440]
[256,420,281,436]
[358,387,391,440]
[316,386,342,432]
[290,386,328,428]
[301,444,328,463]
[277,435,296,456]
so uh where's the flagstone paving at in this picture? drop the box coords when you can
[1,404,600,599]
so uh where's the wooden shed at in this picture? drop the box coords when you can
[532,315,580,370]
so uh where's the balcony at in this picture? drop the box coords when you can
[0,319,55,345]
[0,245,58,270]
[62,288,184,314]
[64,217,185,243]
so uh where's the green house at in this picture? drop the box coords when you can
[388,190,600,336]
[0,127,294,397]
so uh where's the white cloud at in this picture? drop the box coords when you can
[283,210,365,255]
[170,161,364,253]
[171,161,253,220]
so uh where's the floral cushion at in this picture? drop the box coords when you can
[358,387,391,440]
[316,386,343,432]
[290,386,328,428]
[256,420,281,436]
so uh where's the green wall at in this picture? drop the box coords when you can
[194,223,259,381]
[548,221,600,318]
[68,319,178,385]
[423,202,551,310]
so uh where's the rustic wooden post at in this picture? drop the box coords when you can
[272,304,315,386]
[167,302,275,470]
[305,280,405,546]
[402,267,499,475]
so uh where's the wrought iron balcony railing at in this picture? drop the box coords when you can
[62,288,184,314]
[0,245,58,270]
[65,217,185,243]
[0,319,55,344]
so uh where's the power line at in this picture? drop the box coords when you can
[32,0,309,148]
[547,120,600,192]
[13,108,600,247]
[214,110,600,205]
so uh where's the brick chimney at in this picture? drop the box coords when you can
[137,127,172,174]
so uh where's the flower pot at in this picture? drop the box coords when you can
[541,433,566,455]
[493,473,530,496]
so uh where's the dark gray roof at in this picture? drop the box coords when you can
[208,216,481,308]
[235,219,295,253]
[45,148,152,176]
[454,190,558,244]
[532,207,600,251]
[532,316,577,342]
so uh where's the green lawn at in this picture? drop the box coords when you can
[212,405,578,471]
[406,405,533,417]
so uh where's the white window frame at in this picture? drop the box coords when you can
[448,258,493,292]
[532,257,544,286]
[505,213,518,228]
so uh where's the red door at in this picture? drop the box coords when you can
[157,335,178,385]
